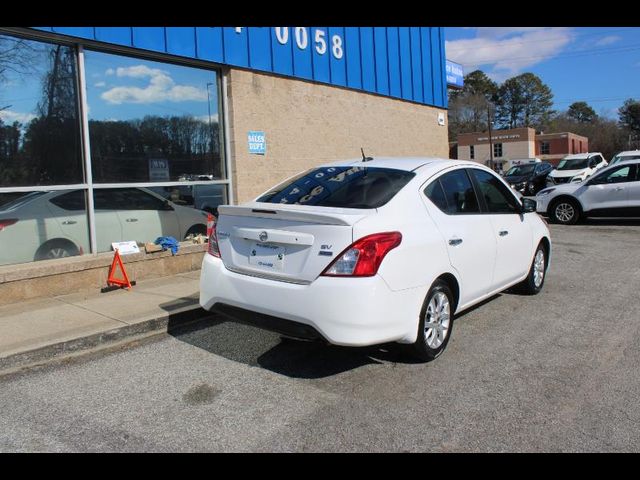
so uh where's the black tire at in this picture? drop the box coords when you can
[549,198,580,225]
[34,239,79,261]
[410,280,455,362]
[185,224,207,239]
[518,242,547,295]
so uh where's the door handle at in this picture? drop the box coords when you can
[125,218,139,222]
[61,220,77,225]
[615,187,625,191]
[449,238,463,246]
[499,230,509,236]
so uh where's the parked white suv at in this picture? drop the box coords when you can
[536,159,640,224]
[200,158,551,361]
[609,150,640,166]
[546,152,607,186]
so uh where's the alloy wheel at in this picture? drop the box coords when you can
[424,291,450,349]
[533,249,545,288]
[555,202,575,223]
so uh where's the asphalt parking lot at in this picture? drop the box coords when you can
[1,219,639,452]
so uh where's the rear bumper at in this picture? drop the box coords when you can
[199,254,426,346]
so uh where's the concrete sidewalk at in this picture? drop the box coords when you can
[0,271,212,375]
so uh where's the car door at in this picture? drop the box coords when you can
[468,168,532,289]
[93,189,124,252]
[579,164,634,213]
[422,168,496,307]
[627,164,640,214]
[113,188,180,243]
[46,190,91,253]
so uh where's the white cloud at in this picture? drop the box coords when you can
[0,109,37,124]
[101,64,208,104]
[595,35,621,47]
[94,81,106,88]
[105,68,115,76]
[195,114,219,124]
[446,27,574,81]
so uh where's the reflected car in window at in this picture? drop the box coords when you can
[0,188,208,266]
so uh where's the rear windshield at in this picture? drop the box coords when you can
[256,166,416,208]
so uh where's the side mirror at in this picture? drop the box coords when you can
[521,197,537,213]
[163,200,174,211]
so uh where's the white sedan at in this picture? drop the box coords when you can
[0,187,209,266]
[536,159,640,224]
[200,158,551,361]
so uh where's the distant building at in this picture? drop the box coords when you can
[535,132,589,165]
[456,127,589,169]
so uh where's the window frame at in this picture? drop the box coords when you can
[467,167,523,215]
[422,168,484,216]
[0,27,232,263]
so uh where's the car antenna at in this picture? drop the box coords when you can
[361,147,373,162]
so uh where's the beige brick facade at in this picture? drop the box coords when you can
[225,68,449,203]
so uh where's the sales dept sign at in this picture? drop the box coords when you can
[248,131,266,155]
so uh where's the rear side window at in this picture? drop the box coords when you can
[426,169,480,215]
[49,190,86,211]
[256,166,415,208]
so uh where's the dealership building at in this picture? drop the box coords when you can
[0,26,456,299]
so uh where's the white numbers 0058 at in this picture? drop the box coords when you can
[272,27,344,60]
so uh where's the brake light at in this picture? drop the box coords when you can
[0,219,18,232]
[321,232,402,277]
[207,217,220,258]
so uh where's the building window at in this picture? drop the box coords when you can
[572,139,575,154]
[0,31,229,265]
[0,35,83,187]
[84,50,225,183]
[493,143,503,158]
[469,145,475,160]
[540,141,550,155]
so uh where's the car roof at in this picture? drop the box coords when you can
[615,150,640,157]
[320,157,482,173]
[562,152,602,160]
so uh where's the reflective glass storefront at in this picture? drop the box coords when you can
[0,31,228,266]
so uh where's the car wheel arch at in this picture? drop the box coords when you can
[550,194,584,215]
[34,238,81,261]
[434,272,460,314]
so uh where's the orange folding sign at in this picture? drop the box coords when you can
[107,249,132,290]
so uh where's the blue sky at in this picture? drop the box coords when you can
[444,27,640,119]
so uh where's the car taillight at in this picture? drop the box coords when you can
[321,232,402,277]
[0,219,18,232]
[207,217,220,258]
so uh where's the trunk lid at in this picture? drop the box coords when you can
[215,202,373,284]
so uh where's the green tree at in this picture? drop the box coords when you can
[495,73,554,130]
[567,101,597,123]
[618,98,640,134]
[448,70,499,141]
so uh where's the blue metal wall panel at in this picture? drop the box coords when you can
[248,27,272,71]
[373,27,389,96]
[410,27,424,104]
[51,27,94,39]
[430,28,444,107]
[420,28,434,105]
[292,28,313,80]
[398,27,413,101]
[95,27,131,47]
[311,27,330,84]
[166,27,196,58]
[196,27,224,63]
[386,27,402,98]
[344,27,362,90]
[439,28,448,108]
[328,27,346,87]
[222,27,248,66]
[359,27,375,92]
[271,27,294,76]
[132,27,165,53]
[30,26,448,109]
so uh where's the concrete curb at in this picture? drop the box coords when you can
[0,305,215,376]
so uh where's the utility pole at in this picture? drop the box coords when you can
[488,104,494,171]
